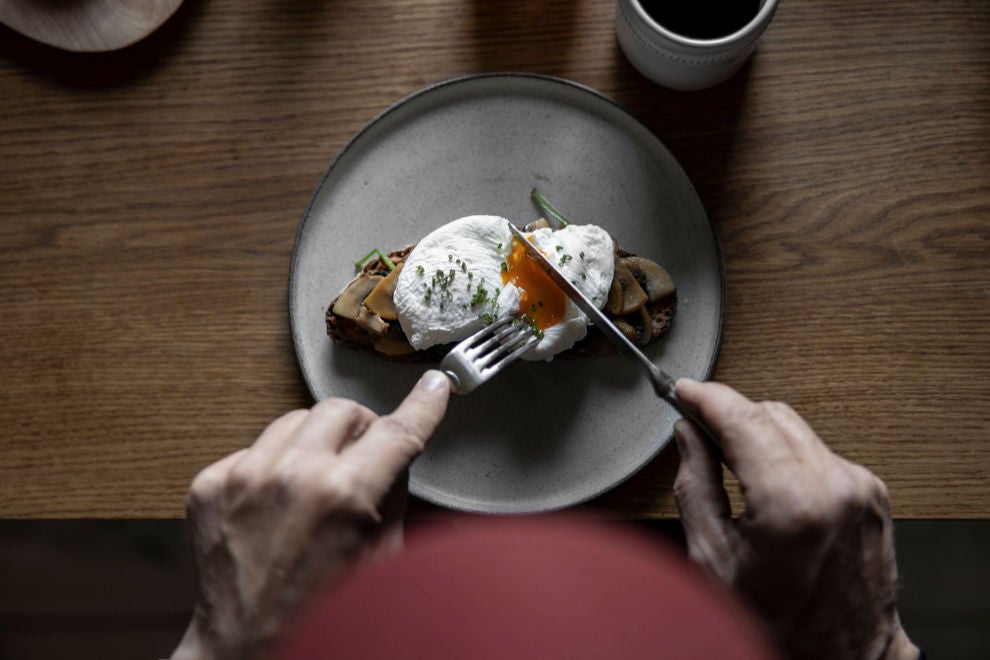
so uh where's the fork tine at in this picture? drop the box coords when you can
[461,316,511,348]
[475,326,537,369]
[482,333,540,371]
[463,317,513,357]
[439,315,540,394]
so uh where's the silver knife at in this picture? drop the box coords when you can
[507,224,723,456]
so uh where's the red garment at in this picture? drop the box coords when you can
[277,516,778,659]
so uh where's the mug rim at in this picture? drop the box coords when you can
[625,0,779,48]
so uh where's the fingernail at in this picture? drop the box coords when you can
[674,420,689,455]
[419,370,451,393]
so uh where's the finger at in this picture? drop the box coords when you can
[248,408,310,457]
[342,370,451,496]
[675,378,757,442]
[673,420,735,571]
[283,398,378,455]
[189,448,249,503]
[186,448,249,538]
[675,379,822,490]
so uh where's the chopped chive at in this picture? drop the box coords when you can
[355,248,396,272]
[531,188,570,228]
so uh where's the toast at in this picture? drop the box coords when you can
[326,218,676,361]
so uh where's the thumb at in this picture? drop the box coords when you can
[342,370,451,496]
[674,419,736,575]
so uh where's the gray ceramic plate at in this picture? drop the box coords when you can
[289,74,723,514]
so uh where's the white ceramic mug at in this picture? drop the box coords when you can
[616,0,780,91]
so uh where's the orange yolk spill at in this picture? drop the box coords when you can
[502,237,567,331]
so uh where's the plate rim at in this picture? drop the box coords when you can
[287,72,726,513]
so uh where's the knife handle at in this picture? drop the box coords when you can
[661,387,727,465]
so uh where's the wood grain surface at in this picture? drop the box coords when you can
[0,0,987,518]
[0,0,184,53]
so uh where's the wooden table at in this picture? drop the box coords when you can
[1,0,986,519]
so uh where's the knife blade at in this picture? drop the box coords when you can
[507,224,723,455]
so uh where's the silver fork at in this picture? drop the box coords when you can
[439,316,540,394]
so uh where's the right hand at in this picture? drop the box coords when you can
[673,379,920,660]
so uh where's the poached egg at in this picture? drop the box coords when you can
[393,215,614,361]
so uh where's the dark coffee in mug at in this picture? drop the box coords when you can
[641,0,761,40]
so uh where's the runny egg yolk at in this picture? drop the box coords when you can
[501,237,567,331]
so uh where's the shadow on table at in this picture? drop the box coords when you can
[0,0,203,90]
[608,51,757,232]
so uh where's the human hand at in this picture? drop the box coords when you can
[171,370,451,660]
[673,379,919,660]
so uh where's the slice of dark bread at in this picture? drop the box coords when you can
[327,232,676,361]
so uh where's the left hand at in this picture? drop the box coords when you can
[171,370,451,660]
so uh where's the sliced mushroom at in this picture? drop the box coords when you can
[605,260,648,315]
[363,262,404,321]
[525,218,551,231]
[605,278,623,314]
[614,306,654,346]
[614,318,636,342]
[331,275,388,335]
[622,256,675,303]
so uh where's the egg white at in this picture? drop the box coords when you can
[522,223,615,361]
[393,215,615,361]
[394,215,514,351]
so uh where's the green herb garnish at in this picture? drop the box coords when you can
[531,188,570,228]
[354,248,396,273]
[517,314,545,340]
[470,282,490,307]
